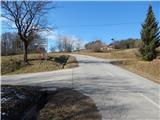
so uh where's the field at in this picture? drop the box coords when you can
[79,49,138,59]
[1,53,78,75]
[79,49,160,83]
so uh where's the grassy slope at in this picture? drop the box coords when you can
[79,49,160,83]
[1,53,78,75]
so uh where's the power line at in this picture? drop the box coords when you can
[55,22,142,28]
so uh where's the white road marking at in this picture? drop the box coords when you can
[139,93,160,109]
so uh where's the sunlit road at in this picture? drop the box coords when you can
[2,54,160,120]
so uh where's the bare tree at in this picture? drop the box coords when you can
[56,35,64,52]
[1,1,53,62]
[56,35,74,52]
[50,46,56,52]
[85,40,105,52]
[1,32,17,56]
[74,38,83,52]
[63,36,74,52]
[29,33,47,52]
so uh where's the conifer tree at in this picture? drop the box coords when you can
[139,5,160,61]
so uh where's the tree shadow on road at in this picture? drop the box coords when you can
[39,88,102,120]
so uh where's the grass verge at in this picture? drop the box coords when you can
[111,59,160,83]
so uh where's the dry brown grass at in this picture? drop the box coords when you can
[111,59,160,83]
[79,49,138,59]
[1,53,78,75]
[64,55,79,68]
[39,88,101,120]
[79,49,160,83]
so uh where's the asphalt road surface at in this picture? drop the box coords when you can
[2,54,160,120]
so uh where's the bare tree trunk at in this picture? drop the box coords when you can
[5,43,7,56]
[24,42,28,62]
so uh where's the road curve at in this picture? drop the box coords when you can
[2,54,160,120]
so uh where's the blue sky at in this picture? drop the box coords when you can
[1,1,160,50]
[45,1,160,49]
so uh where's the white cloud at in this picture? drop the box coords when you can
[40,30,59,40]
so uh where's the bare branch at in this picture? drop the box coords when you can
[1,1,55,62]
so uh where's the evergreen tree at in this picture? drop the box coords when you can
[139,5,160,61]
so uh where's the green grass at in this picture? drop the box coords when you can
[1,53,78,75]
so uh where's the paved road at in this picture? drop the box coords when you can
[2,54,160,120]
